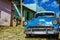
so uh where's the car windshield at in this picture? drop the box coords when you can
[35,13,55,18]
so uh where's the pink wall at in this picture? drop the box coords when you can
[0,0,11,26]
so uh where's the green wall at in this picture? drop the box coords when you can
[14,6,21,19]
[14,0,35,20]
[23,9,35,20]
[14,4,35,20]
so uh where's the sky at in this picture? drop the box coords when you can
[23,0,59,15]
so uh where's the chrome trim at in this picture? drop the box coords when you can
[25,28,58,34]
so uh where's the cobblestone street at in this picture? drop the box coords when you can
[0,26,60,40]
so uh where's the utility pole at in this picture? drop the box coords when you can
[20,0,23,26]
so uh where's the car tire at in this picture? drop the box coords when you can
[48,34,58,39]
[50,34,59,39]
[26,34,31,37]
[54,34,59,39]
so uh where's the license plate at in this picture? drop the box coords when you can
[32,31,46,34]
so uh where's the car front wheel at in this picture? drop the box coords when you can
[26,34,32,37]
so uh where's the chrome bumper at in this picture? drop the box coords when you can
[24,28,58,34]
[25,31,58,34]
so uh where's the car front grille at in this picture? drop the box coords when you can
[28,26,53,28]
[32,28,46,31]
[28,26,54,31]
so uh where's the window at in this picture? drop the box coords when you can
[27,12,29,20]
[35,13,55,18]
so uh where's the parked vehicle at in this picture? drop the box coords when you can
[24,11,59,37]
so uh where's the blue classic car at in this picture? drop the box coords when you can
[24,11,59,37]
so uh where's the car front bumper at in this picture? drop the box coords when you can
[24,28,59,35]
[25,31,58,35]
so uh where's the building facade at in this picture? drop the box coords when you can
[0,0,44,26]
[0,0,13,26]
[13,0,36,21]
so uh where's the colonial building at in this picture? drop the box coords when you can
[22,4,45,20]
[13,0,36,21]
[0,0,45,26]
[13,0,45,21]
[0,0,13,26]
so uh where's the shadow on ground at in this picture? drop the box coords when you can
[25,35,59,40]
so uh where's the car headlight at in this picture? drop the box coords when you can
[24,22,27,25]
[27,28,31,30]
[37,22,42,25]
[53,20,57,24]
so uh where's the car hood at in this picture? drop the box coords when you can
[27,17,56,26]
[33,17,56,22]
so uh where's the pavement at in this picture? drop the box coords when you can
[0,26,60,40]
